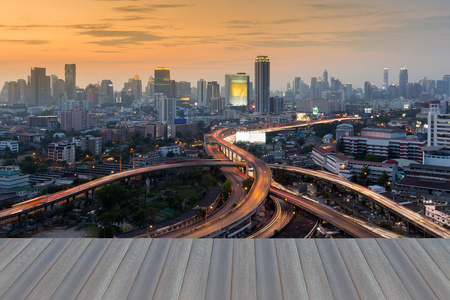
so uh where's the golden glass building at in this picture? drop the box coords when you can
[225,73,249,107]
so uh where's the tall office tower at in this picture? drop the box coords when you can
[176,81,191,100]
[399,66,408,98]
[269,96,284,113]
[225,73,250,107]
[255,56,270,113]
[310,77,317,99]
[154,67,171,97]
[30,67,50,106]
[207,81,220,108]
[364,81,373,100]
[50,75,58,96]
[100,80,114,104]
[383,68,389,88]
[443,75,450,95]
[86,84,100,106]
[156,93,176,122]
[196,79,207,107]
[170,80,177,98]
[293,77,301,99]
[6,81,20,103]
[322,69,329,89]
[124,75,142,101]
[53,79,66,99]
[17,79,27,102]
[145,76,155,98]
[65,64,76,100]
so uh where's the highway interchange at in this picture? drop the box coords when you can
[2,117,449,238]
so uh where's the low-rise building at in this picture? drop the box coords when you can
[0,140,19,152]
[48,142,76,163]
[0,170,29,189]
[157,145,180,157]
[135,152,160,166]
[79,135,102,156]
[425,205,450,227]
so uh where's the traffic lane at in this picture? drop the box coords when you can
[270,165,450,238]
[270,187,381,238]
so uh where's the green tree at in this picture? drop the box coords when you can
[95,184,127,210]
[98,211,116,226]
[202,173,218,187]
[377,171,389,187]
[302,144,315,153]
[359,166,371,186]
[221,179,233,198]
[242,177,255,193]
[33,210,46,230]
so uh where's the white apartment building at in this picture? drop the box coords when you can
[428,102,450,147]
[0,140,19,153]
[157,145,180,157]
[48,142,76,163]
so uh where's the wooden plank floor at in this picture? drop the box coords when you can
[0,239,447,300]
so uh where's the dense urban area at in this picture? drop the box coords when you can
[0,59,449,239]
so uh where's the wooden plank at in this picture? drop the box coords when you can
[204,239,234,300]
[275,239,309,300]
[152,239,193,300]
[437,238,450,254]
[0,239,32,272]
[230,239,257,300]
[295,239,333,300]
[1,238,72,299]
[0,238,11,252]
[0,239,52,294]
[101,239,153,300]
[335,239,385,300]
[126,239,173,300]
[376,239,437,300]
[178,239,213,300]
[49,239,112,300]
[25,239,92,300]
[397,239,450,300]
[417,239,450,280]
[76,239,133,300]
[315,239,360,300]
[255,239,283,300]
[356,239,411,300]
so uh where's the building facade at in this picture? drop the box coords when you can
[255,56,270,113]
[48,142,76,163]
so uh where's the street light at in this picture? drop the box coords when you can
[206,205,213,223]
[147,224,153,237]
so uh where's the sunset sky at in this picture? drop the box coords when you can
[1,0,450,90]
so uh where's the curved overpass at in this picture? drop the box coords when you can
[0,160,245,222]
[269,164,450,238]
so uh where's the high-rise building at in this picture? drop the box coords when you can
[53,79,66,99]
[383,68,389,88]
[176,81,191,100]
[322,70,329,90]
[100,80,114,104]
[156,93,176,123]
[293,77,301,99]
[196,79,207,107]
[65,64,76,100]
[443,75,450,96]
[225,73,250,107]
[428,101,450,147]
[255,55,270,113]
[269,96,284,113]
[17,79,28,103]
[30,67,50,106]
[310,77,317,99]
[124,75,142,101]
[154,67,171,97]
[6,81,20,103]
[86,84,99,106]
[145,76,155,99]
[399,66,408,98]
[364,81,373,101]
[207,81,220,108]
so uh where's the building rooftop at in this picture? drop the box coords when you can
[0,239,448,299]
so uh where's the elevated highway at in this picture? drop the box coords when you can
[269,164,450,238]
[0,160,246,223]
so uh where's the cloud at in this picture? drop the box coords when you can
[113,4,193,13]
[0,23,112,30]
[306,3,364,10]
[0,39,48,45]
[102,15,154,22]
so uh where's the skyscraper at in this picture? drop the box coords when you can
[225,73,250,107]
[310,77,317,99]
[293,77,301,99]
[197,79,207,107]
[30,67,50,106]
[100,80,114,104]
[154,67,171,97]
[322,69,329,90]
[207,81,220,108]
[383,68,388,88]
[145,76,155,98]
[255,55,270,113]
[124,75,142,101]
[65,64,76,100]
[156,93,176,123]
[399,66,408,98]
[443,75,450,96]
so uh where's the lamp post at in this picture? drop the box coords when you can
[205,205,213,223]
[147,224,153,237]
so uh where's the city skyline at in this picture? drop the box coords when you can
[1,0,450,89]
